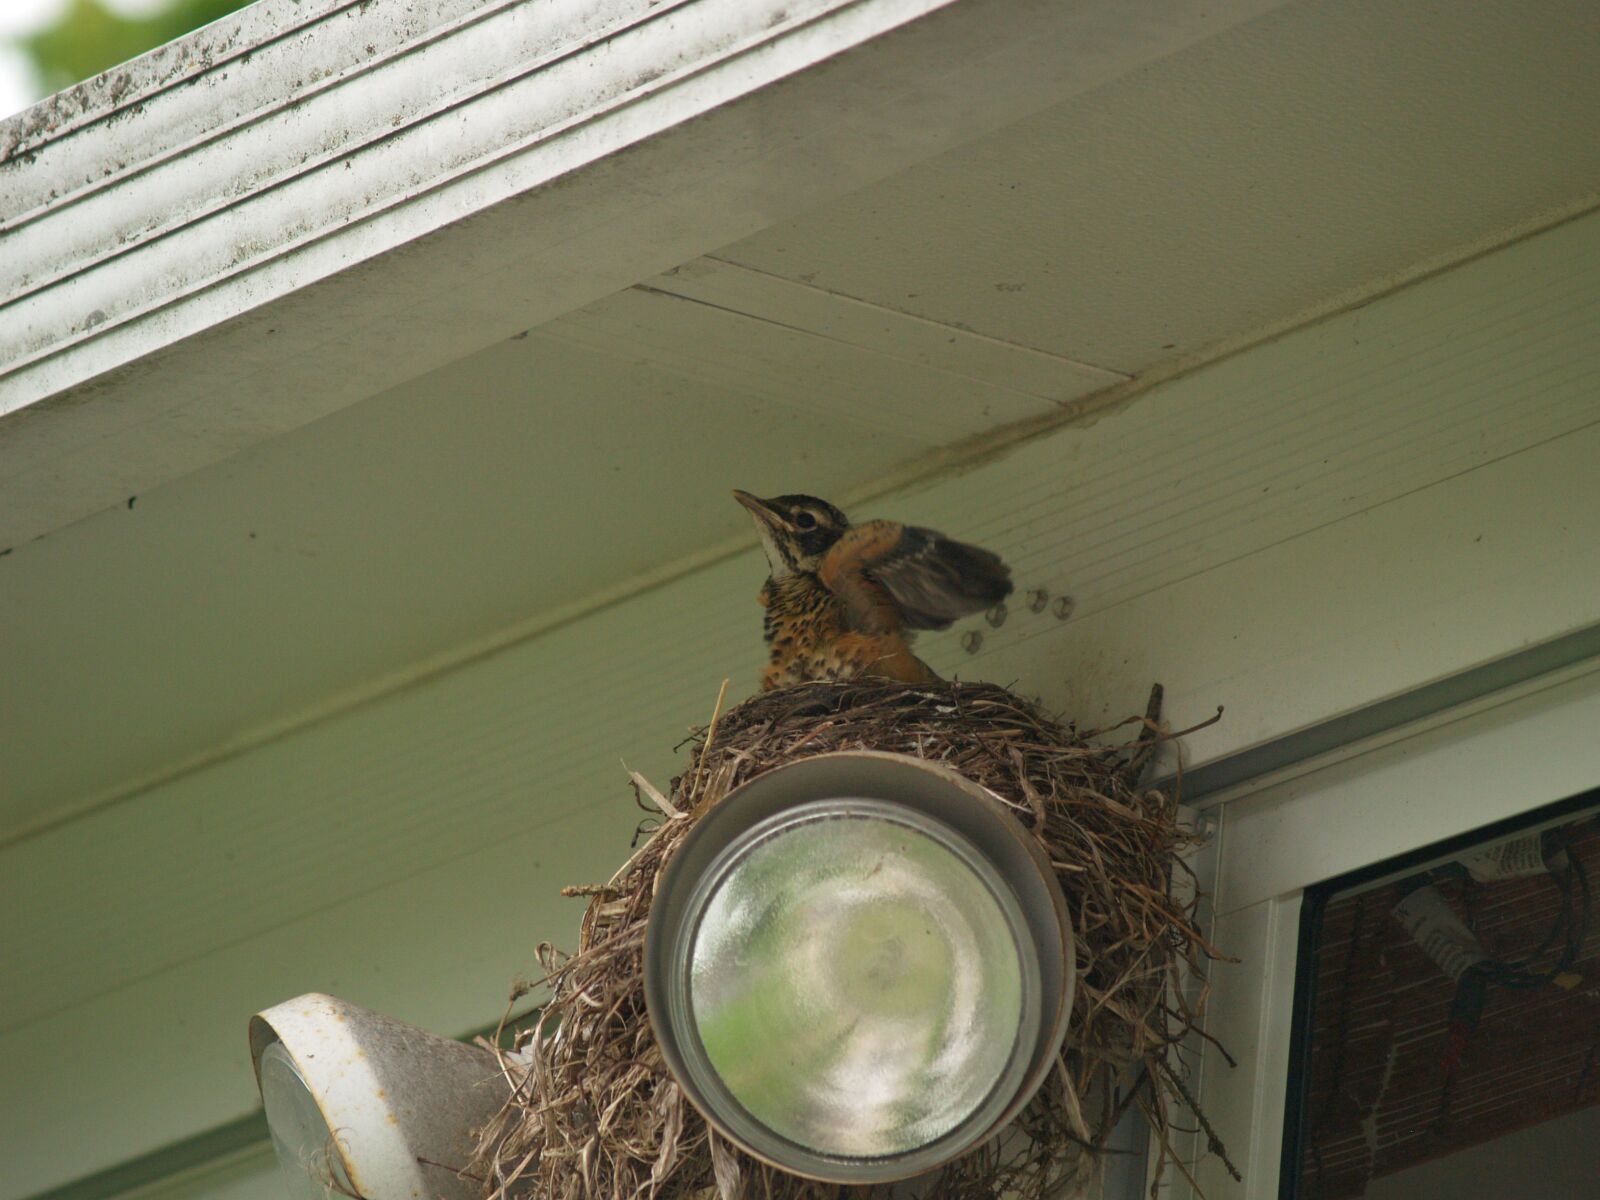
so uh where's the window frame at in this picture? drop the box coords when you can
[1174,657,1600,1200]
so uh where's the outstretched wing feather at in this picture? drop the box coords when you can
[866,526,1013,631]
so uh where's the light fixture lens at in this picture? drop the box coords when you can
[686,802,1033,1162]
[258,1040,351,1200]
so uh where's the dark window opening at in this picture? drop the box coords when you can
[1282,788,1600,1199]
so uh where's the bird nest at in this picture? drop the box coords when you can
[470,680,1232,1199]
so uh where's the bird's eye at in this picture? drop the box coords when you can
[794,511,817,530]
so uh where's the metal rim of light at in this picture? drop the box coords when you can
[668,796,1041,1179]
[644,750,1074,1184]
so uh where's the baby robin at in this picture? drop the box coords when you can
[733,490,1012,690]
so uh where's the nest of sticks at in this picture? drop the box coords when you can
[470,679,1232,1199]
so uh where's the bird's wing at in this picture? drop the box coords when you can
[821,520,1013,633]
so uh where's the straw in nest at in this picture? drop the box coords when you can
[471,679,1233,1199]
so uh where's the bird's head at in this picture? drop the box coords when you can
[733,490,850,578]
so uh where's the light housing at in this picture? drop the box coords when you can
[248,994,508,1200]
[645,750,1073,1183]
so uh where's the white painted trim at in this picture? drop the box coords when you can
[1216,663,1600,916]
[1191,893,1302,1200]
[0,0,354,162]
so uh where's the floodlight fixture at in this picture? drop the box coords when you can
[249,994,508,1200]
[645,750,1073,1184]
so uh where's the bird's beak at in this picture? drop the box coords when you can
[732,489,782,529]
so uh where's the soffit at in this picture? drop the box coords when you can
[722,0,1600,373]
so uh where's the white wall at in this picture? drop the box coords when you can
[8,209,1600,1200]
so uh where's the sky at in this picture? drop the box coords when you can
[0,0,174,120]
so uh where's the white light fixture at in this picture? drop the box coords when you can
[249,994,508,1200]
[645,750,1073,1184]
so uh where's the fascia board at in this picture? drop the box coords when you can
[0,0,1286,549]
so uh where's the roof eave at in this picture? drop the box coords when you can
[0,0,1286,549]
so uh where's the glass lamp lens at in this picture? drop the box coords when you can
[259,1041,351,1200]
[688,806,1026,1159]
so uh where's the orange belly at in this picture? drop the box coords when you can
[761,631,938,690]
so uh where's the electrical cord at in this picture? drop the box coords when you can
[1423,826,1592,1129]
